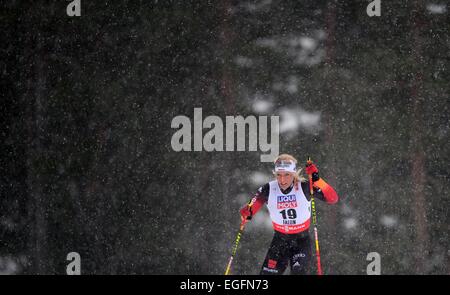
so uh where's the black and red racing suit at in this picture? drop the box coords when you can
[243,175,338,275]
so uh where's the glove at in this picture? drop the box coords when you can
[240,205,253,221]
[305,163,318,175]
[305,162,320,182]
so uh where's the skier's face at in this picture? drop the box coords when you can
[276,172,294,190]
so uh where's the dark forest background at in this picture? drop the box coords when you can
[1,0,449,274]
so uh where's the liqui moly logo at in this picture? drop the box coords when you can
[277,194,297,209]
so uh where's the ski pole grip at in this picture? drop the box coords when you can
[246,200,254,220]
[307,157,314,195]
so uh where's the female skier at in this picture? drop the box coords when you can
[240,154,339,275]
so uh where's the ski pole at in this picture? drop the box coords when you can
[307,157,323,275]
[224,201,253,275]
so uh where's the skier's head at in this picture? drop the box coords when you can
[273,154,305,190]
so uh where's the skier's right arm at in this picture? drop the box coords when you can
[240,183,269,221]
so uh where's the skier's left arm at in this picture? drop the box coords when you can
[303,163,339,204]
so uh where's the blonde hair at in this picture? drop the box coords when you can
[273,154,306,183]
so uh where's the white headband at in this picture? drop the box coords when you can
[274,160,296,173]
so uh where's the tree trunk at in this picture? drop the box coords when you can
[25,26,49,274]
[220,0,235,115]
[410,0,429,274]
[322,0,338,274]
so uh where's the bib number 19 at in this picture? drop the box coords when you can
[280,209,297,219]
